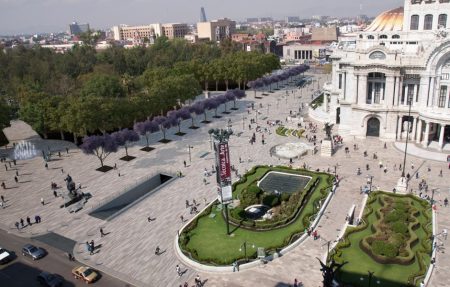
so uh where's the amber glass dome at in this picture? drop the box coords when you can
[365,7,404,32]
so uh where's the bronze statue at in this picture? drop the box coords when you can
[317,257,347,287]
[324,123,334,140]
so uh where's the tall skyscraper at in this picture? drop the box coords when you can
[200,7,207,22]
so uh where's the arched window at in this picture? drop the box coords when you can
[439,14,447,28]
[410,15,419,30]
[379,35,388,39]
[367,35,375,40]
[424,14,433,30]
[392,34,400,39]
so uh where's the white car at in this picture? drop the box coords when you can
[0,247,12,264]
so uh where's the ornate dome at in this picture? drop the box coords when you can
[365,7,404,32]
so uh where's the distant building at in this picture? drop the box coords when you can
[283,43,329,63]
[286,16,300,23]
[68,21,90,35]
[311,27,339,43]
[246,18,259,23]
[197,18,236,42]
[259,17,273,22]
[112,23,188,41]
[200,7,207,22]
[162,23,189,39]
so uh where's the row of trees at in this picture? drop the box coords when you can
[0,38,279,140]
[247,65,310,96]
[80,89,246,169]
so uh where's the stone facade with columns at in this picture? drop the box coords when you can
[322,0,450,150]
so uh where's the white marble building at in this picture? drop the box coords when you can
[321,0,450,150]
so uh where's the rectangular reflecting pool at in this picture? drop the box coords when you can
[258,171,311,194]
[89,173,174,220]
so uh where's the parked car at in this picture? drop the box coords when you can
[22,244,46,260]
[36,272,63,287]
[0,247,12,264]
[72,266,99,283]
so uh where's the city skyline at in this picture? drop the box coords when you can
[0,0,403,35]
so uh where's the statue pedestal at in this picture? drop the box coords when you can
[321,140,333,157]
[396,177,408,193]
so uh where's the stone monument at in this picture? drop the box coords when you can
[321,123,334,157]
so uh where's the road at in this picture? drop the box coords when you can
[0,229,132,287]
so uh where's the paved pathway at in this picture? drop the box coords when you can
[0,73,449,287]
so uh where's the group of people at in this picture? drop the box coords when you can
[14,215,41,229]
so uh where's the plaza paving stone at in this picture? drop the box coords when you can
[0,74,449,287]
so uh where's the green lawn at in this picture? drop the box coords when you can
[180,166,333,265]
[332,192,432,287]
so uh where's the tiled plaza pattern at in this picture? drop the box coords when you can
[0,74,449,287]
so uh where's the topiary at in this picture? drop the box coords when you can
[263,194,280,207]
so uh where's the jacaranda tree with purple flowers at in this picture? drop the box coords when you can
[172,108,191,136]
[80,134,118,170]
[111,128,140,160]
[188,103,204,129]
[134,120,159,151]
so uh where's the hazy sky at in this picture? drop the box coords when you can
[0,0,404,35]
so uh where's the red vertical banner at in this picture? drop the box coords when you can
[218,142,231,184]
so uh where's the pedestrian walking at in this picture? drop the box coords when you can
[45,162,48,169]
[15,221,19,230]
[1,182,5,189]
[15,170,18,176]
[443,229,448,240]
[34,215,39,223]
[85,241,90,252]
[444,198,448,207]
[20,218,24,227]
[4,164,7,171]
[176,264,182,277]
[66,147,69,154]
[100,228,106,237]
[233,261,239,272]
[26,216,32,226]
[180,215,184,223]
[1,195,4,202]
[195,274,202,287]
[14,176,18,183]
[41,198,44,205]
[53,190,58,198]
[440,169,443,177]
[155,246,160,255]
[13,160,16,165]
[0,201,4,209]
[58,151,61,157]
[114,163,117,170]
[89,245,93,255]
[61,168,64,174]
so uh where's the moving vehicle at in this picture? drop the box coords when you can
[0,247,12,264]
[36,271,63,287]
[72,266,100,283]
[22,244,46,260]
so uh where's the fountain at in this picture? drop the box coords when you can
[13,141,38,160]
[244,204,271,220]
[270,142,313,159]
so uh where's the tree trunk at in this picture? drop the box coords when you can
[163,129,166,140]
[238,82,241,90]
[254,90,256,98]
[43,132,48,139]
[191,117,195,127]
[204,81,208,91]
[215,81,219,91]
[99,157,104,167]
[225,80,229,90]
[60,130,65,140]
[73,133,77,144]
[204,112,207,122]
[145,135,149,147]
[178,124,181,133]
[125,146,128,156]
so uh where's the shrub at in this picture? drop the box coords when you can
[280,193,291,202]
[247,185,262,196]
[240,188,260,207]
[392,222,409,235]
[372,240,398,258]
[262,194,280,207]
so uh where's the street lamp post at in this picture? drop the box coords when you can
[368,271,375,287]
[367,175,373,192]
[401,95,413,178]
[188,145,194,162]
[239,240,255,262]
